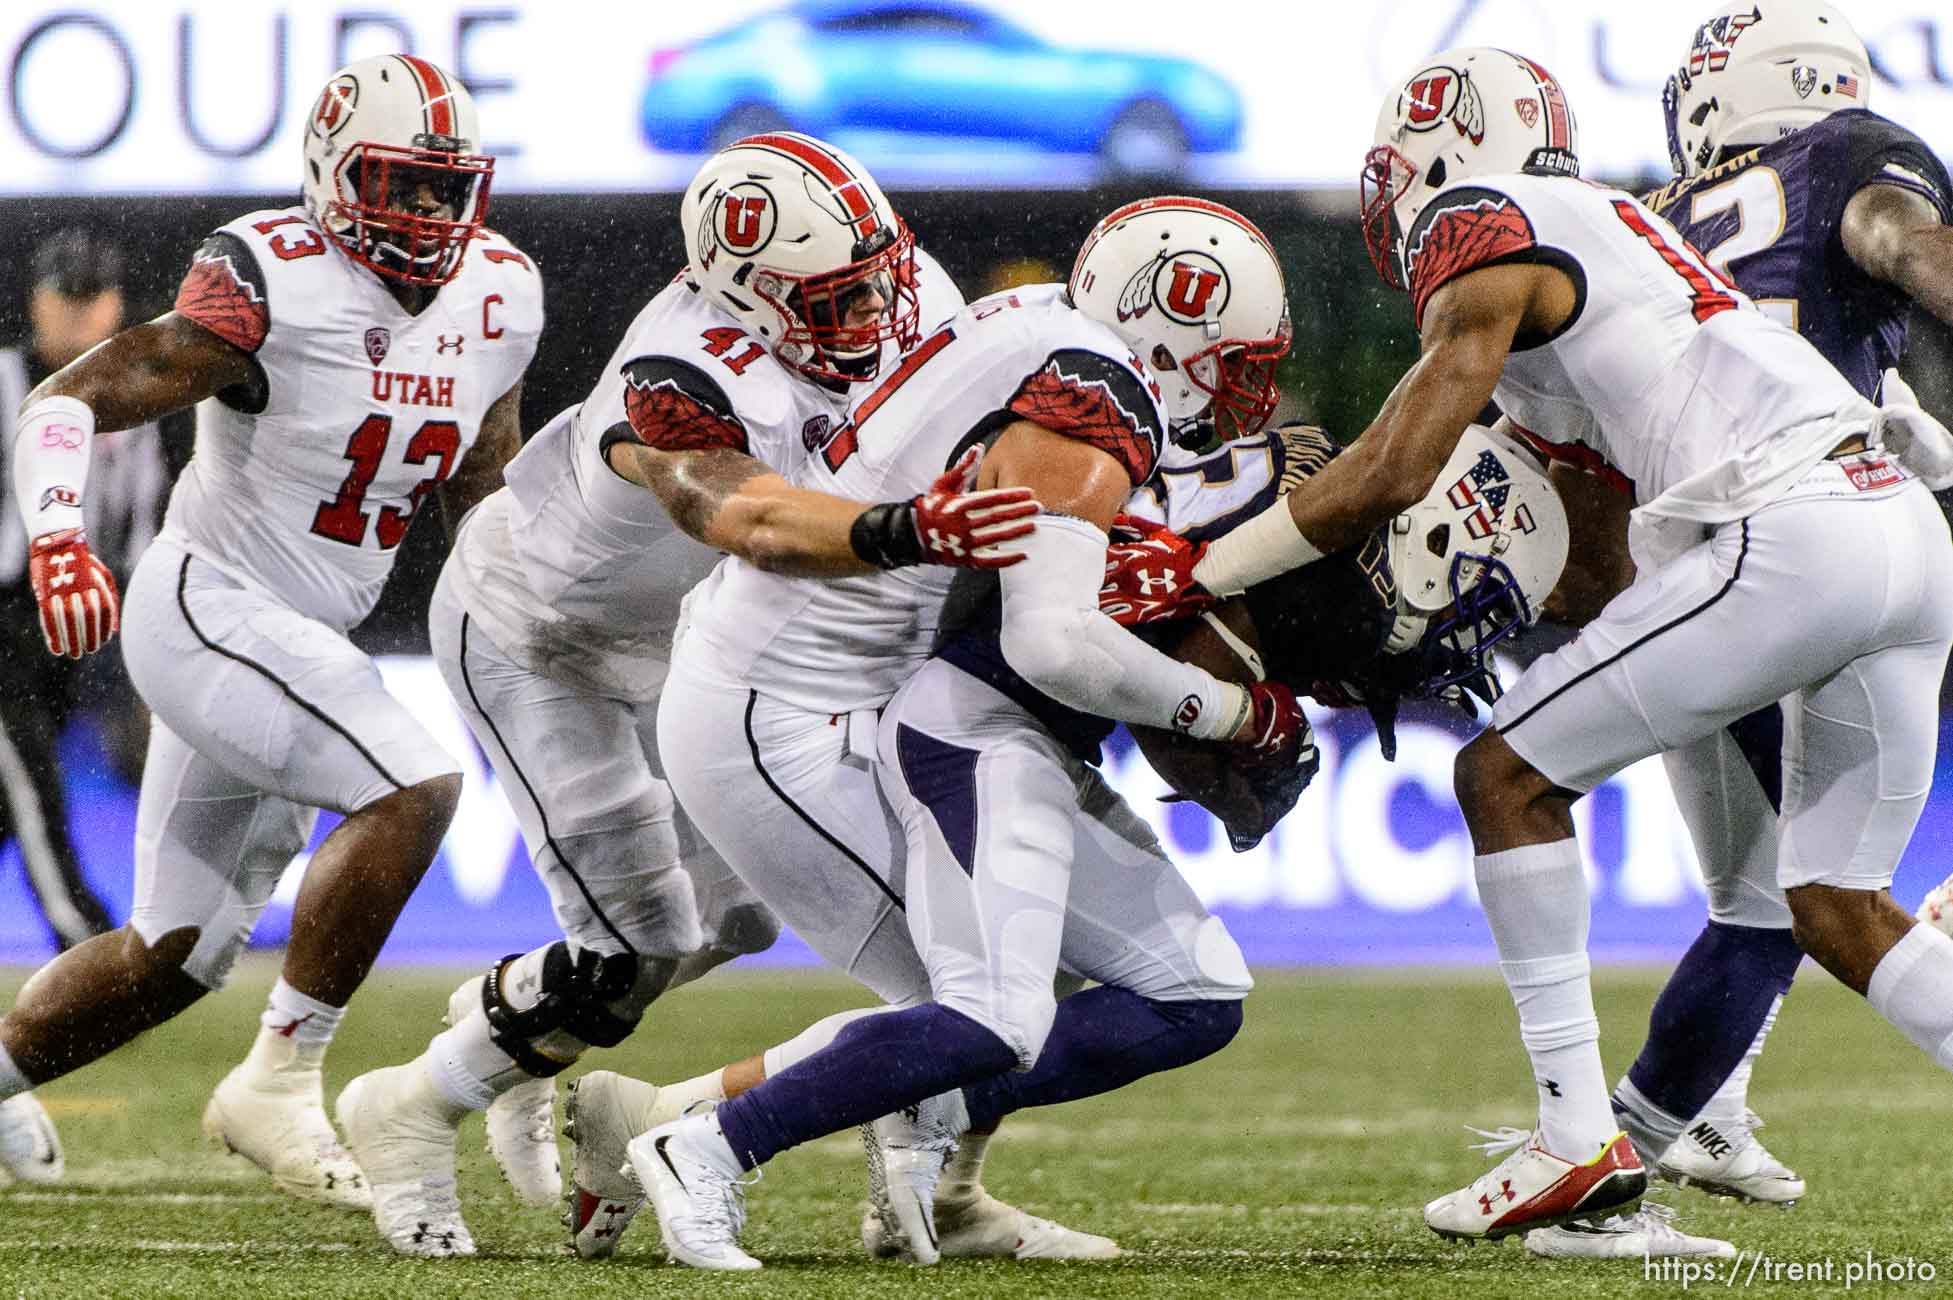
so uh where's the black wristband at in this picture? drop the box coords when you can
[850,499,923,570]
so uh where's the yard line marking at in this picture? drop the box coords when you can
[7,1191,286,1205]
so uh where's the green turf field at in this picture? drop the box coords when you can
[1,959,1947,1298]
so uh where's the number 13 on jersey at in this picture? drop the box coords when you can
[311,415,459,549]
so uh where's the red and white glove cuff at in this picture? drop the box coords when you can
[14,395,94,537]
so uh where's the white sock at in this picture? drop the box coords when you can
[652,1069,728,1126]
[0,1042,29,1100]
[1475,840,1615,1157]
[423,1008,538,1111]
[760,1006,891,1078]
[1695,995,1781,1127]
[261,978,344,1049]
[1867,923,1953,1070]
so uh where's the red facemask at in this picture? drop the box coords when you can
[329,142,494,287]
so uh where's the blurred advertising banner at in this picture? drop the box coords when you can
[2,654,1949,965]
[1,1,1947,194]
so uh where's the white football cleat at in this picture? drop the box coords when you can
[563,1070,663,1259]
[1658,1111,1805,1206]
[0,1093,64,1185]
[1918,874,1953,934]
[859,1092,969,1266]
[863,1193,1122,1261]
[485,1077,559,1208]
[1525,1201,1736,1259]
[202,1057,369,1210]
[444,974,562,1209]
[1424,1127,1646,1241]
[335,1065,475,1258]
[626,1114,760,1271]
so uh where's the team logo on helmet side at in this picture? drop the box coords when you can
[1158,253,1228,324]
[364,327,390,365]
[1402,65,1485,144]
[1687,5,1762,75]
[311,75,359,142]
[1791,65,1817,98]
[1514,97,1539,128]
[1445,446,1539,542]
[711,183,777,256]
[1116,250,1231,325]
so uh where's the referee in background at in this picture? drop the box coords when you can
[0,229,175,950]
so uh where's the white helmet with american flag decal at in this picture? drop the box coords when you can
[681,131,918,385]
[1066,196,1291,441]
[1384,424,1568,687]
[1361,48,1579,290]
[1664,1,1870,178]
[301,54,491,286]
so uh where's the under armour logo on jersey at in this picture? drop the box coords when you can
[1540,1077,1561,1097]
[437,333,465,354]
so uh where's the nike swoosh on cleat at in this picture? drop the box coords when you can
[655,1135,686,1191]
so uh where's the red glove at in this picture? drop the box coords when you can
[1235,680,1307,765]
[28,528,118,659]
[911,447,1039,569]
[1098,512,1216,626]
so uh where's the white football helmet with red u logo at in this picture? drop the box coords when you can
[1361,48,1579,289]
[681,132,918,384]
[1664,1,1871,177]
[1067,196,1290,441]
[301,54,492,287]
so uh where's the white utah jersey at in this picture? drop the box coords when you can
[164,206,542,630]
[1403,173,1875,520]
[448,249,964,701]
[675,283,1168,714]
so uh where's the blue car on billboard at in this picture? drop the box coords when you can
[639,0,1243,177]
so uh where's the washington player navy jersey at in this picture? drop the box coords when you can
[1645,109,1952,399]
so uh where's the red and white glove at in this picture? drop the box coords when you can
[1098,512,1216,626]
[1235,680,1307,765]
[911,446,1040,569]
[27,528,118,659]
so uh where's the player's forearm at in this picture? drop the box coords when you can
[1892,225,1953,327]
[708,480,883,578]
[610,444,878,577]
[27,316,233,433]
[1193,340,1496,597]
[1000,514,1248,739]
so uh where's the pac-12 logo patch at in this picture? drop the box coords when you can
[800,414,831,455]
[364,327,390,365]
